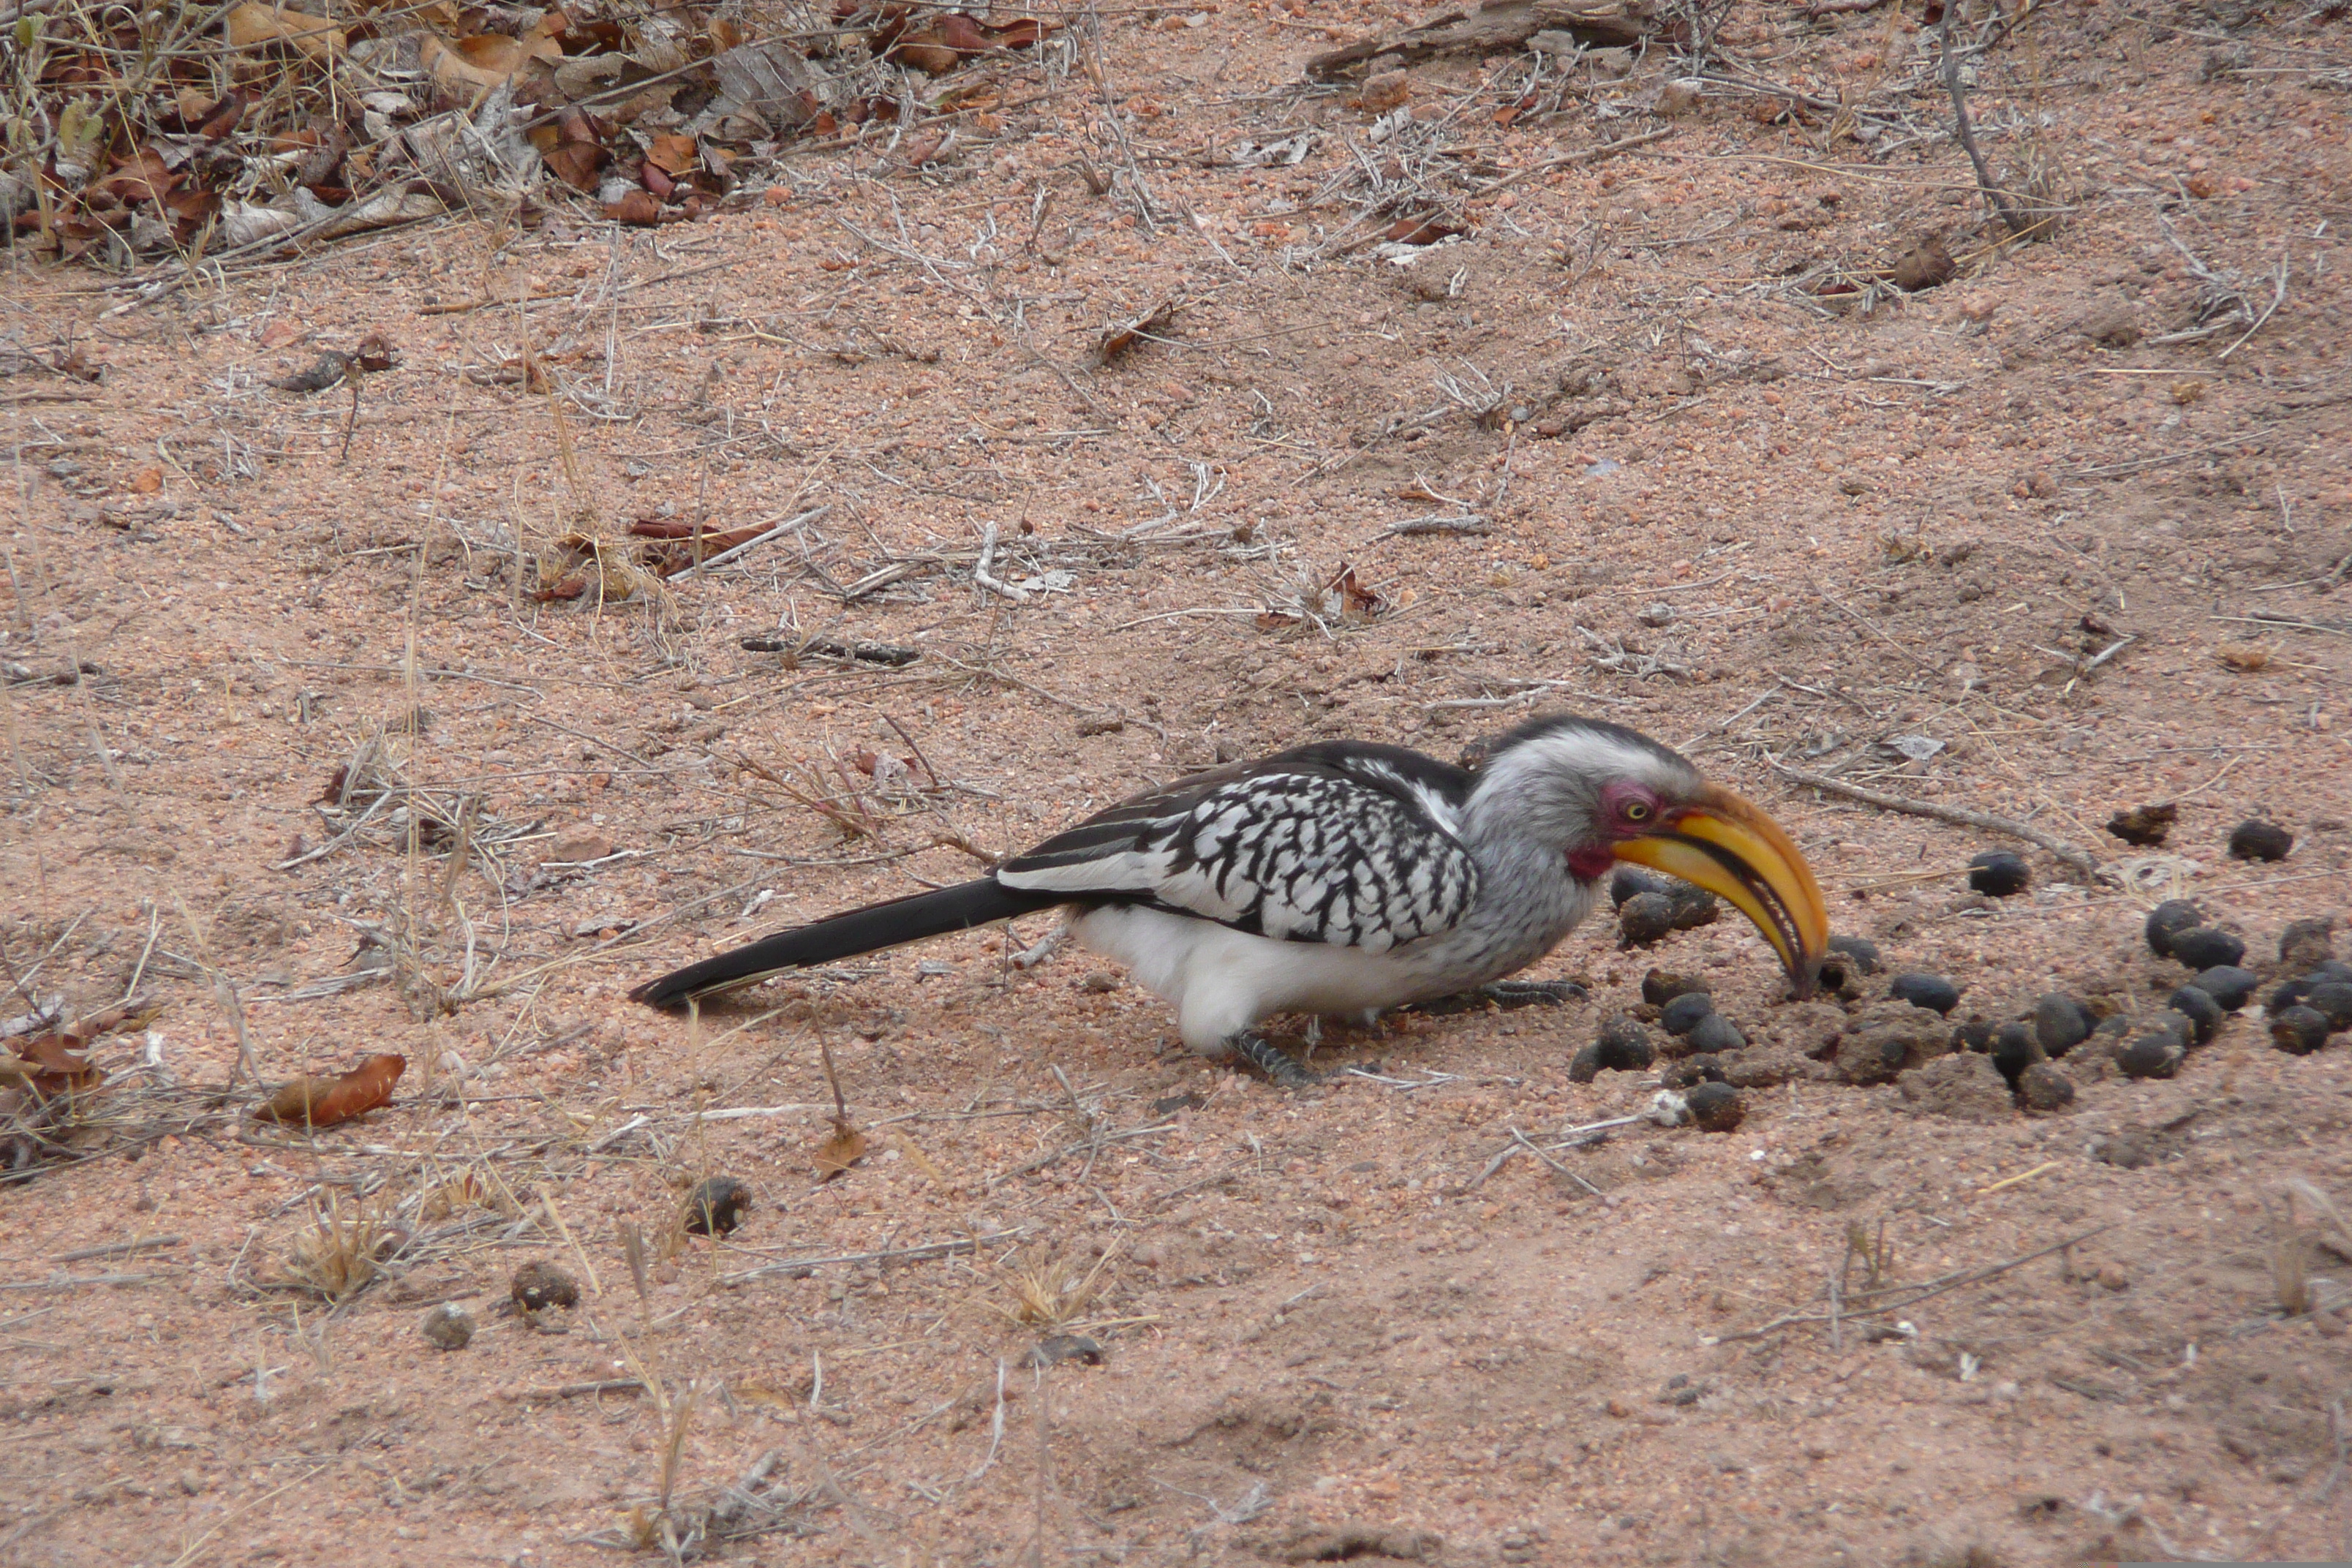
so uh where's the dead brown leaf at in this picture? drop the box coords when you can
[253,1053,406,1128]
[1097,297,1180,367]
[815,1122,868,1180]
[225,2,347,64]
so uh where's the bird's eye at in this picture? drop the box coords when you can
[1624,801,1652,823]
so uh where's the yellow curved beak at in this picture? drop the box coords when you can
[1612,785,1829,996]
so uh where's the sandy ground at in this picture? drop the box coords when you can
[5,0,2352,1564]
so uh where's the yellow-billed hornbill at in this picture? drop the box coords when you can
[630,714,1828,1082]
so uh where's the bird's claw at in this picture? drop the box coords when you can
[1226,1030,1325,1088]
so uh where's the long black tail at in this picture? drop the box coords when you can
[628,878,1064,1009]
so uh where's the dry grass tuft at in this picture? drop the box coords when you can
[992,1242,1119,1333]
[283,1191,395,1302]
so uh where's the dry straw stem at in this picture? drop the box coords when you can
[282,1190,391,1302]
[1708,1224,2114,1345]
[1769,758,2117,887]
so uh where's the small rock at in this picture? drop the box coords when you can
[2304,983,2352,1031]
[1618,892,1677,947]
[1610,867,1666,908]
[1896,1052,2015,1122]
[2191,965,2258,1011]
[2271,1006,2332,1056]
[2144,900,2206,957]
[1641,969,1709,1006]
[2166,926,2245,971]
[1686,1013,1746,1055]
[2032,995,2092,1057]
[1967,851,2030,897]
[2279,916,2337,969]
[2016,1061,2077,1113]
[510,1260,580,1313]
[1888,973,1961,1015]
[682,1175,751,1237]
[1723,1046,1810,1089]
[1683,1082,1744,1132]
[2168,985,2224,1045]
[1635,601,1678,628]
[1659,992,1716,1037]
[1662,1053,1727,1087]
[2096,1131,2157,1169]
[2228,819,2293,862]
[1667,883,1721,930]
[546,829,614,864]
[2078,298,2142,347]
[1078,970,1120,993]
[1652,77,1702,116]
[2117,1031,2184,1079]
[2104,802,2176,848]
[420,1303,475,1351]
[1593,1014,1655,1072]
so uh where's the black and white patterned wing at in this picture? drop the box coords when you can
[994,743,1480,951]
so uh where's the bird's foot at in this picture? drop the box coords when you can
[1226,1030,1324,1088]
[1404,979,1587,1016]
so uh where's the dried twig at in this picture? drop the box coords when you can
[1770,761,2117,886]
[1707,1226,2114,1344]
[1940,0,2024,234]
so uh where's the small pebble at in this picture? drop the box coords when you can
[1967,850,2030,897]
[2117,1031,2185,1079]
[2279,916,2337,969]
[2016,1061,2077,1112]
[2228,819,2293,862]
[1610,867,1666,908]
[1642,969,1710,1006]
[1686,1013,1746,1055]
[2271,1006,2332,1055]
[1659,992,1716,1036]
[1618,892,1677,947]
[2302,983,2352,1032]
[510,1260,580,1313]
[1667,883,1721,930]
[2167,984,2224,1046]
[2032,995,2091,1057]
[420,1303,475,1351]
[1662,1055,1727,1087]
[1888,973,1961,1015]
[1028,1334,1104,1368]
[1989,1022,2040,1089]
[682,1175,751,1237]
[2191,965,2258,1011]
[2144,900,2206,957]
[1683,1082,1746,1132]
[1594,1014,1656,1071]
[2165,926,2245,971]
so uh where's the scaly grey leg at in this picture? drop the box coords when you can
[1226,1030,1323,1088]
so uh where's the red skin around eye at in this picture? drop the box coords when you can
[1567,782,1669,881]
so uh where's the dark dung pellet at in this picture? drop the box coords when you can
[2271,1006,2332,1056]
[511,1260,580,1313]
[1989,1022,2040,1089]
[1952,1020,1997,1052]
[2192,965,2258,1011]
[2228,819,2293,862]
[1967,850,2031,897]
[1610,867,1666,908]
[2104,802,2176,848]
[2117,1032,2184,1079]
[2144,900,2205,958]
[2279,916,2337,969]
[2017,1061,2077,1112]
[2167,985,2223,1046]
[1568,1044,1605,1083]
[1888,973,1961,1015]
[1662,1054,1727,1088]
[1594,1015,1656,1072]
[682,1175,751,1237]
[1659,992,1716,1037]
[1642,969,1710,1007]
[1619,892,1677,947]
[2166,926,2245,972]
[2303,983,2352,1032]
[2092,1014,2133,1041]
[1683,1082,1746,1132]
[1667,883,1721,930]
[1825,935,1883,976]
[2032,995,2091,1057]
[1686,1013,1746,1055]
